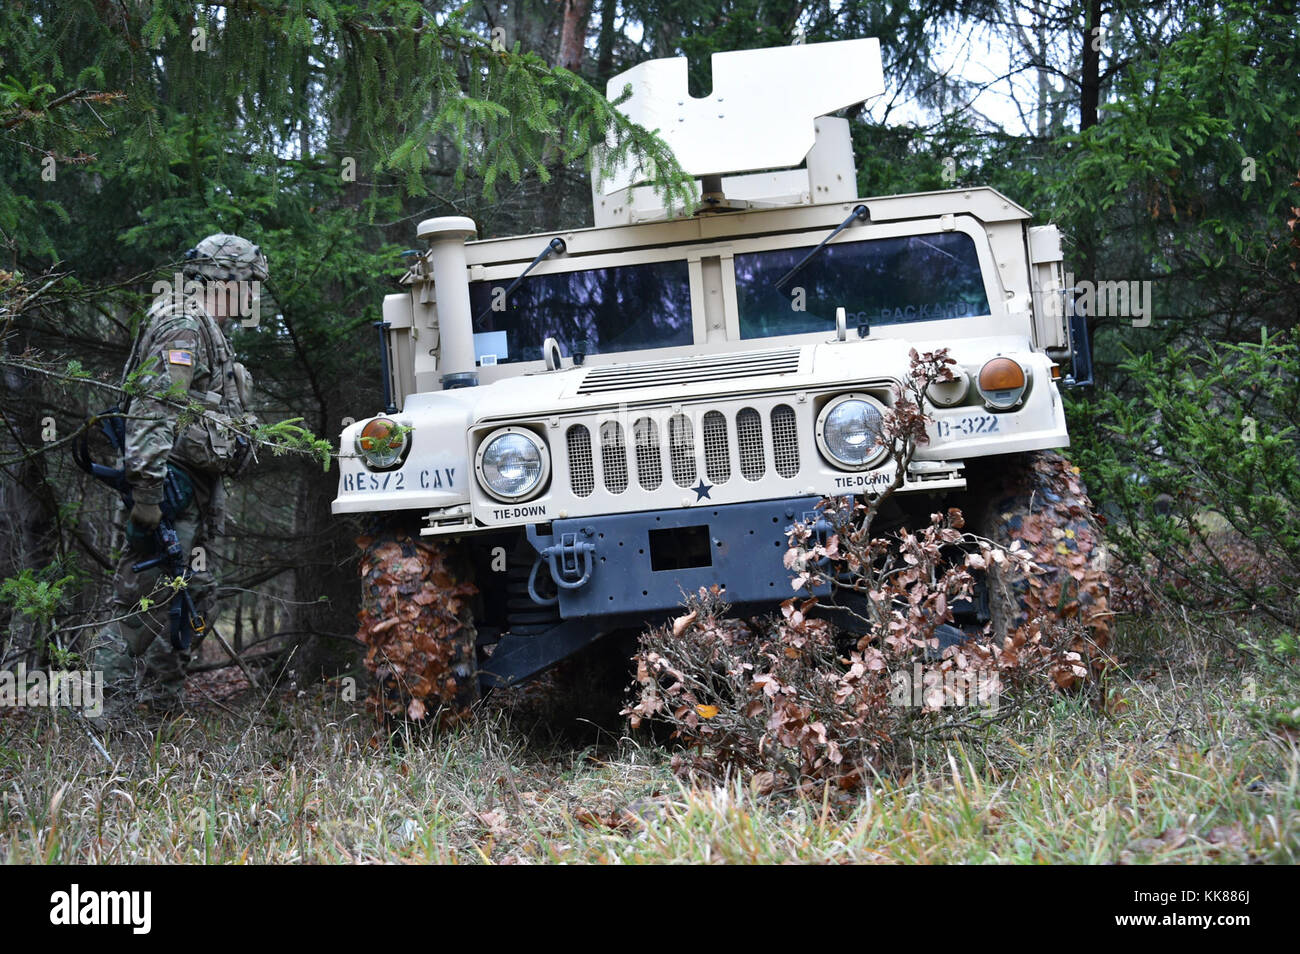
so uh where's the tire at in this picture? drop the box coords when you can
[552,628,642,738]
[356,523,480,724]
[492,628,640,743]
[973,451,1111,676]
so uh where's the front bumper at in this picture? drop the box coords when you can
[528,495,826,619]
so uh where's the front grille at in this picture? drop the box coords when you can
[562,401,805,497]
[567,425,594,496]
[633,417,662,490]
[703,411,731,484]
[736,407,765,480]
[771,404,799,477]
[668,413,696,487]
[600,421,629,493]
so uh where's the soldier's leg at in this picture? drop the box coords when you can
[136,631,189,709]
[94,600,139,702]
[184,545,217,671]
[92,542,165,704]
[135,501,204,710]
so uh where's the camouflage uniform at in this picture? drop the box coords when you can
[96,234,267,713]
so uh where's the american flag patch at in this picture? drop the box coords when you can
[167,349,194,366]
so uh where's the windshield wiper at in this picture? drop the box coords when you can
[773,204,869,291]
[474,237,567,326]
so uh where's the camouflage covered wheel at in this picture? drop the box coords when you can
[975,451,1111,681]
[356,525,480,723]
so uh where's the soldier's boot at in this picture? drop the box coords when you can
[137,633,191,715]
[88,620,141,723]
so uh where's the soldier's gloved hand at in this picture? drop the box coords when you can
[129,501,163,530]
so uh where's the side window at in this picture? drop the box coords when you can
[734,232,991,339]
[468,259,693,364]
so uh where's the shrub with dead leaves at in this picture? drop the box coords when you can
[624,349,1092,792]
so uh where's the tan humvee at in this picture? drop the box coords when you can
[334,39,1099,698]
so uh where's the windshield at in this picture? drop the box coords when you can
[735,232,991,339]
[467,259,693,365]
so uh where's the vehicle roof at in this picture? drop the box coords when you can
[408,186,1031,277]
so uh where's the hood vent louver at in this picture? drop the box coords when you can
[576,348,802,395]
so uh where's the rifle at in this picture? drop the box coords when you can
[73,407,206,651]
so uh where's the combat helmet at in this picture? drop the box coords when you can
[182,233,269,283]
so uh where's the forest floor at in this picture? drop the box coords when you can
[1,614,1297,864]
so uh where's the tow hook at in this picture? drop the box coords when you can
[525,525,595,603]
[790,508,836,566]
[544,533,595,588]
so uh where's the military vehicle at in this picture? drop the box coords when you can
[333,38,1109,718]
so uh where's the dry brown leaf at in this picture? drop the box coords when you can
[1205,824,1246,850]
[1159,828,1188,849]
[672,610,699,637]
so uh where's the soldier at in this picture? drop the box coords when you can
[95,234,268,717]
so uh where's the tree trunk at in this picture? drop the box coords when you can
[286,464,360,683]
[1078,0,1104,340]
[0,343,59,666]
[1079,0,1102,134]
[558,0,593,73]
[594,0,618,86]
[1035,2,1049,138]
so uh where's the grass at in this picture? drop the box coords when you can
[0,614,1296,864]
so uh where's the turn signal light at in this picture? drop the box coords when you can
[977,357,1029,409]
[356,418,408,469]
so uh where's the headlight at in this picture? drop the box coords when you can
[926,369,970,408]
[475,427,550,501]
[977,357,1030,409]
[815,394,888,469]
[356,418,408,470]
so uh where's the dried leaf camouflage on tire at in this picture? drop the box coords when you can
[356,529,478,724]
[982,450,1112,683]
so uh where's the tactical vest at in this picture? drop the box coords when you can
[124,295,255,478]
